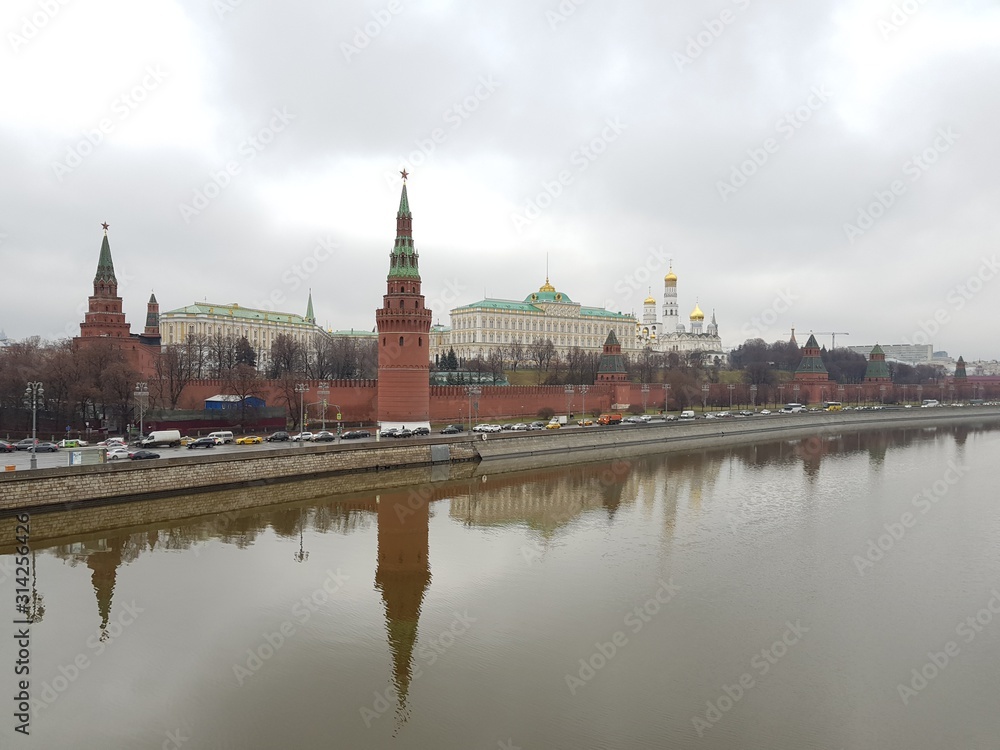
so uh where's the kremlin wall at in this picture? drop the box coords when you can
[72,178,988,432]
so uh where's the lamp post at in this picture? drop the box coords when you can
[879,384,887,404]
[134,382,148,441]
[465,386,480,432]
[838,385,845,406]
[579,385,589,422]
[564,385,575,418]
[641,384,649,414]
[329,403,342,440]
[792,384,800,406]
[750,384,757,411]
[916,384,923,405]
[701,384,709,413]
[24,382,43,470]
[727,383,735,410]
[295,383,308,434]
[317,381,330,430]
[664,383,671,413]
[778,384,785,409]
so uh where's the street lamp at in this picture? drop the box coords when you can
[317,381,330,430]
[579,385,589,421]
[701,384,709,412]
[750,384,757,411]
[916,384,923,405]
[727,383,735,410]
[664,383,671,413]
[24,382,43,470]
[465,386,481,432]
[295,383,308,434]
[564,385,575,418]
[879,384,887,404]
[134,382,149,441]
[641,384,650,414]
[792,384,800,406]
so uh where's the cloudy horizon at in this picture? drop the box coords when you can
[2,0,998,359]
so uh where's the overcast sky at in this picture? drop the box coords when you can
[1,0,998,358]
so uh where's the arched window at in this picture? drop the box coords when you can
[415,300,419,308]
[399,299,404,308]
[418,337,422,347]
[399,336,404,347]
[383,337,386,346]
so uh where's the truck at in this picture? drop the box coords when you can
[141,429,182,447]
[597,413,622,425]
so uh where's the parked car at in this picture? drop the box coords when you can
[412,426,430,436]
[106,447,131,460]
[342,430,371,439]
[759,409,772,415]
[129,450,160,460]
[15,439,38,451]
[395,429,413,439]
[291,432,314,442]
[312,431,336,442]
[187,437,217,449]
[265,431,290,442]
[624,416,644,423]
[57,438,85,448]
[528,421,546,430]
[510,423,528,431]
[545,421,561,429]
[236,435,263,445]
[0,440,15,453]
[439,426,462,435]
[35,442,59,452]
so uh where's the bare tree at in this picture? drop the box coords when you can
[528,338,556,383]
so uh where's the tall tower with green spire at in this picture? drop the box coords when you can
[305,289,315,325]
[79,223,133,341]
[863,344,891,382]
[375,172,432,429]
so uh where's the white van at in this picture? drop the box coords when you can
[208,431,234,444]
[141,429,182,447]
[679,410,696,421]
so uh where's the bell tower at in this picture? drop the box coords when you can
[375,172,432,429]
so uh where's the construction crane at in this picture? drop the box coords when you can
[794,331,850,349]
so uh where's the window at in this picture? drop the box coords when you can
[418,337,422,347]
[399,336,404,347]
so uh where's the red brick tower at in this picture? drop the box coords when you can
[376,173,432,429]
[79,224,132,340]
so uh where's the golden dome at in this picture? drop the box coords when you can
[644,294,656,305]
[539,276,556,292]
[664,265,677,283]
[690,302,704,320]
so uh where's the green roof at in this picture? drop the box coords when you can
[388,183,420,280]
[451,300,633,320]
[524,290,574,304]
[305,290,315,323]
[163,303,317,327]
[94,233,116,284]
[870,343,885,356]
[330,329,377,338]
[864,356,890,380]
[581,307,631,319]
[803,333,821,349]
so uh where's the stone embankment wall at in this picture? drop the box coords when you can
[0,440,477,514]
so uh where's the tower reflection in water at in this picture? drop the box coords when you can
[374,492,430,725]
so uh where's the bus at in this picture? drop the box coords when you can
[781,403,806,413]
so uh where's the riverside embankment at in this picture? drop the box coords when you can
[2,407,998,515]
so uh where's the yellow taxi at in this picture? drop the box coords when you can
[236,435,263,445]
[545,421,561,429]
[576,418,594,426]
[179,436,196,446]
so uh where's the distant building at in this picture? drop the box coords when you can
[635,263,723,358]
[431,277,636,365]
[848,343,933,365]
[159,291,325,372]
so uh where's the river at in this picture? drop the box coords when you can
[2,423,999,749]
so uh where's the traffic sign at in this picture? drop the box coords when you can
[336,413,341,420]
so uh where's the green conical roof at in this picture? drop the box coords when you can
[604,330,620,347]
[305,290,315,323]
[870,343,885,356]
[94,233,116,284]
[148,292,157,304]
[388,182,420,280]
[803,333,820,349]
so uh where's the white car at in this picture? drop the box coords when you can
[759,409,771,415]
[106,447,130,460]
[291,432,314,441]
[473,424,501,433]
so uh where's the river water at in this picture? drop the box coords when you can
[2,423,1000,749]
